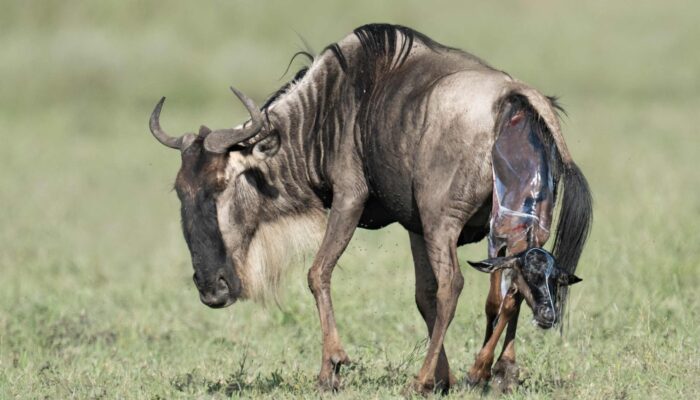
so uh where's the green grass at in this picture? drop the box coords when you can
[1,0,699,398]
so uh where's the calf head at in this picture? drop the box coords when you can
[469,248,581,329]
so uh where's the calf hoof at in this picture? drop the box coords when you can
[491,359,520,393]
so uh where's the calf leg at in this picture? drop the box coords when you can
[308,192,366,390]
[482,271,503,345]
[491,299,523,392]
[411,220,464,394]
[467,288,519,386]
[467,271,503,384]
[409,232,456,393]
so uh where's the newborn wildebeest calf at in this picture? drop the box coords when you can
[147,24,592,394]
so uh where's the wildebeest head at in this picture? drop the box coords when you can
[149,88,324,308]
[469,248,581,329]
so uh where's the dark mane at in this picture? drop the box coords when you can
[326,23,450,73]
[264,24,457,110]
[328,24,455,102]
[262,51,314,110]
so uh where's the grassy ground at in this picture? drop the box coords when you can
[1,0,699,398]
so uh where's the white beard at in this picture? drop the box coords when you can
[238,210,327,302]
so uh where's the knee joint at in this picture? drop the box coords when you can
[307,267,323,295]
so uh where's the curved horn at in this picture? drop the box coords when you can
[230,86,265,134]
[204,87,267,154]
[149,97,183,149]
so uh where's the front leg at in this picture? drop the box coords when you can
[307,191,366,391]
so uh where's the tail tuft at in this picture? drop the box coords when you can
[552,162,593,334]
[552,162,593,275]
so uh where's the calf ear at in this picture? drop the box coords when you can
[253,131,280,160]
[467,256,518,273]
[559,273,583,286]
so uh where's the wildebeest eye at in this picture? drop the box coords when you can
[245,168,279,199]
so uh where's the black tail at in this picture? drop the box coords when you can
[552,162,593,332]
[553,162,593,275]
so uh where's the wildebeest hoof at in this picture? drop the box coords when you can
[329,349,351,367]
[404,377,435,397]
[466,367,491,387]
[317,372,342,392]
[432,372,456,394]
[491,359,520,393]
[317,362,346,393]
[317,350,351,391]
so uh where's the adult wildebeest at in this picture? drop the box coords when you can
[147,24,592,394]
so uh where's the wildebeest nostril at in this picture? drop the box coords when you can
[198,272,232,307]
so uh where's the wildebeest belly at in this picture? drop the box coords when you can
[362,141,422,231]
[361,100,426,230]
[357,191,491,247]
[359,58,503,237]
[357,197,398,229]
[457,196,491,245]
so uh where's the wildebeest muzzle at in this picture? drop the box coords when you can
[193,264,240,308]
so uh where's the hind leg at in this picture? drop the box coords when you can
[409,232,456,393]
[409,118,494,393]
[410,220,464,395]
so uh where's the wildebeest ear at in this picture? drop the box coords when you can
[559,273,582,286]
[467,256,518,273]
[252,131,280,160]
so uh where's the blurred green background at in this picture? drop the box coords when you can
[1,0,698,398]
